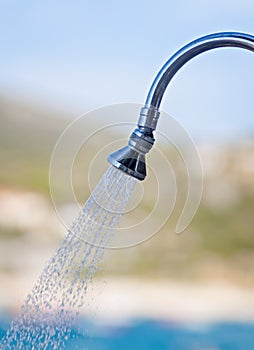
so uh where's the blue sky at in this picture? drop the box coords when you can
[1,0,254,140]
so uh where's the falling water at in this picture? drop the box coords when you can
[0,166,136,349]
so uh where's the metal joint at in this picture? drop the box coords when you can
[137,106,160,130]
[129,128,154,154]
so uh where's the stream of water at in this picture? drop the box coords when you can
[0,166,136,349]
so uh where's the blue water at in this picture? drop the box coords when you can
[1,315,254,350]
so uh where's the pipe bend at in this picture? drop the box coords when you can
[145,32,254,110]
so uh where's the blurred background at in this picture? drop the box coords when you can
[1,1,254,349]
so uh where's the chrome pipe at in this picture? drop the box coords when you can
[145,32,254,110]
[108,32,254,180]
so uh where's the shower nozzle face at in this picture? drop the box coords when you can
[107,145,146,181]
[107,125,155,181]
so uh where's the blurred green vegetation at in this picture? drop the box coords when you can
[196,196,254,256]
[0,96,254,283]
[0,97,69,194]
[0,226,25,239]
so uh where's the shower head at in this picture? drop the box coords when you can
[107,145,146,181]
[107,106,159,180]
[108,32,254,180]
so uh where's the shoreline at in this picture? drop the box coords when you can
[1,274,254,324]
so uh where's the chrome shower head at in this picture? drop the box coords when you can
[107,106,160,180]
[108,32,254,180]
[107,144,146,181]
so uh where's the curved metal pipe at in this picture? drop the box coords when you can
[145,32,254,110]
[108,31,254,182]
[108,31,254,232]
